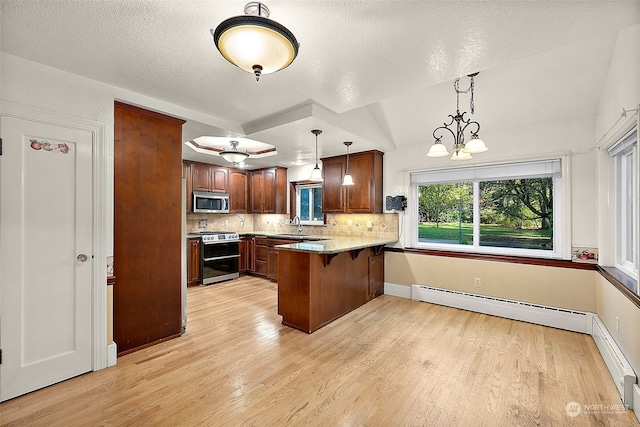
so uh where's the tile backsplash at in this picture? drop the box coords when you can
[187,212,399,240]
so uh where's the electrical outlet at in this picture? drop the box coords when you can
[367,221,373,230]
[224,219,229,226]
[616,316,620,332]
[474,278,481,287]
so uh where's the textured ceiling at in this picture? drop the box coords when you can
[2,0,639,168]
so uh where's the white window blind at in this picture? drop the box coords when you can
[411,159,561,185]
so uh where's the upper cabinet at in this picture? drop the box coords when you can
[321,150,384,214]
[183,161,247,213]
[229,169,248,213]
[192,163,229,193]
[249,167,287,214]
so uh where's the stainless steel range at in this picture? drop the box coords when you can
[194,231,240,285]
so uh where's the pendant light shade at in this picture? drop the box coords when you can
[342,141,355,186]
[212,2,299,81]
[309,129,323,182]
[219,140,249,164]
[426,138,450,157]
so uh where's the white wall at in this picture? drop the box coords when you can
[383,115,598,251]
[594,23,640,373]
[0,52,233,264]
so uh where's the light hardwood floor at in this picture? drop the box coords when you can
[1,276,637,426]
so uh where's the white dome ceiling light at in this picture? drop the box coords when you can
[211,2,299,81]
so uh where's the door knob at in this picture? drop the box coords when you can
[77,254,88,262]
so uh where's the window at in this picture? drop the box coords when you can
[412,159,562,258]
[296,183,323,225]
[609,128,638,280]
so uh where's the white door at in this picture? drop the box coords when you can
[0,116,93,401]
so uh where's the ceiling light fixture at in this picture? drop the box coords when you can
[219,140,249,165]
[309,129,323,182]
[211,2,299,81]
[428,73,488,161]
[342,141,355,186]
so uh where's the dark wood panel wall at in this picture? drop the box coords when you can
[114,102,185,355]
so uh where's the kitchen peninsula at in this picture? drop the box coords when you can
[276,236,396,333]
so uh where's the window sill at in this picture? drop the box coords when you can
[385,247,597,270]
[597,266,640,309]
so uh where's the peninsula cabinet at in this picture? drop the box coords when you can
[321,150,384,213]
[192,162,229,193]
[249,167,287,214]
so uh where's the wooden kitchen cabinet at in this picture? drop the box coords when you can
[187,237,201,286]
[254,237,269,276]
[321,150,384,213]
[229,169,248,213]
[239,235,255,273]
[183,161,193,212]
[192,162,229,193]
[114,102,184,355]
[249,167,287,213]
[247,236,297,281]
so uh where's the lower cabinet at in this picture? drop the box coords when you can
[247,236,297,281]
[187,237,201,286]
[240,235,255,273]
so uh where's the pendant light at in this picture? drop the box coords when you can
[342,141,355,186]
[211,2,299,81]
[219,140,249,165]
[428,73,488,160]
[309,129,323,182]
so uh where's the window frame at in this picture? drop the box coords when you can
[411,159,564,259]
[609,127,638,280]
[295,182,324,226]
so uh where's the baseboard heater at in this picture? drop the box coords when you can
[592,315,635,408]
[411,284,592,333]
[411,284,636,408]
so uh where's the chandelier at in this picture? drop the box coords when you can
[219,140,249,164]
[428,73,488,161]
[211,2,299,81]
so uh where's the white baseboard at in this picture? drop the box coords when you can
[107,342,117,367]
[384,282,411,299]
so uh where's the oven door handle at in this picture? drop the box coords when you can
[203,239,241,245]
[203,254,240,262]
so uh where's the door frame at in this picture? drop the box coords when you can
[0,100,108,371]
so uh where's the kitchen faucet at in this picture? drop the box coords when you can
[290,216,303,235]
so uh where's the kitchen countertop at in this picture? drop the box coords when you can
[239,231,328,241]
[274,236,397,254]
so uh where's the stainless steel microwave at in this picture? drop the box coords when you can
[193,192,229,213]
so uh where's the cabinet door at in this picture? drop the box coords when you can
[322,158,346,213]
[239,238,247,272]
[183,161,193,212]
[250,172,263,213]
[192,163,212,192]
[229,170,248,213]
[346,153,374,213]
[187,238,201,286]
[368,252,384,299]
[263,168,277,213]
[211,167,229,193]
[247,236,255,272]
